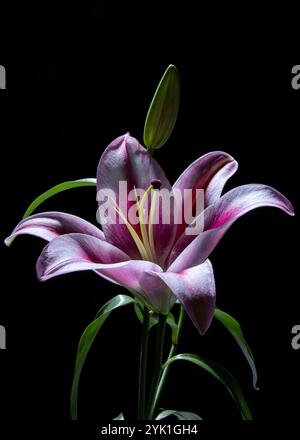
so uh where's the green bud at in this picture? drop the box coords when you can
[143,64,180,150]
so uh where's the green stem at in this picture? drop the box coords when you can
[146,313,167,419]
[138,307,150,420]
[150,306,186,415]
[147,146,154,156]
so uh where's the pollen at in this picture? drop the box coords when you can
[150,179,162,190]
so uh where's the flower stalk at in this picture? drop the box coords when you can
[146,313,167,419]
[152,306,186,413]
[138,307,150,420]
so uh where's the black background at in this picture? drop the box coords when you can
[0,1,299,437]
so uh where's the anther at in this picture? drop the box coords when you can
[151,179,162,190]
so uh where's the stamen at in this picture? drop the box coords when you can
[148,189,158,262]
[151,179,162,190]
[109,196,149,260]
[138,185,155,261]
[107,182,161,263]
[133,185,140,210]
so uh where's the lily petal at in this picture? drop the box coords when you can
[100,261,174,313]
[37,233,130,280]
[168,227,227,272]
[204,183,295,228]
[97,133,176,262]
[5,212,104,246]
[36,233,168,312]
[139,270,177,314]
[156,260,216,335]
[205,160,238,205]
[173,151,237,197]
[173,151,237,238]
[169,184,295,271]
[97,134,172,195]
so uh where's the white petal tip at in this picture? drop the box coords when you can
[4,236,14,247]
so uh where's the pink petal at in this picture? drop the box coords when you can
[156,260,216,335]
[37,233,129,280]
[172,151,237,239]
[205,183,294,228]
[36,233,171,313]
[100,260,176,313]
[168,227,227,272]
[138,270,177,314]
[97,134,171,194]
[169,184,295,272]
[205,160,238,205]
[5,212,104,246]
[97,133,176,263]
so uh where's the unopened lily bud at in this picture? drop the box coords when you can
[143,64,180,150]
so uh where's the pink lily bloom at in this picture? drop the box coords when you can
[5,134,294,334]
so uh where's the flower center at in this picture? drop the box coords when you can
[110,181,161,262]
[134,181,161,263]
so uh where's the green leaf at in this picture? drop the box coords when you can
[143,64,180,150]
[70,294,134,420]
[113,412,125,420]
[133,301,144,323]
[166,313,178,345]
[214,308,258,389]
[23,178,96,218]
[156,409,202,420]
[163,353,253,420]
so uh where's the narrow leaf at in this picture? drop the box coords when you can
[156,409,202,420]
[71,294,134,420]
[214,308,258,389]
[143,64,180,149]
[166,313,178,345]
[163,353,253,420]
[23,178,96,218]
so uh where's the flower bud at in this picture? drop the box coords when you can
[143,64,180,150]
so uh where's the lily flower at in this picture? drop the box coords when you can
[5,134,294,334]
